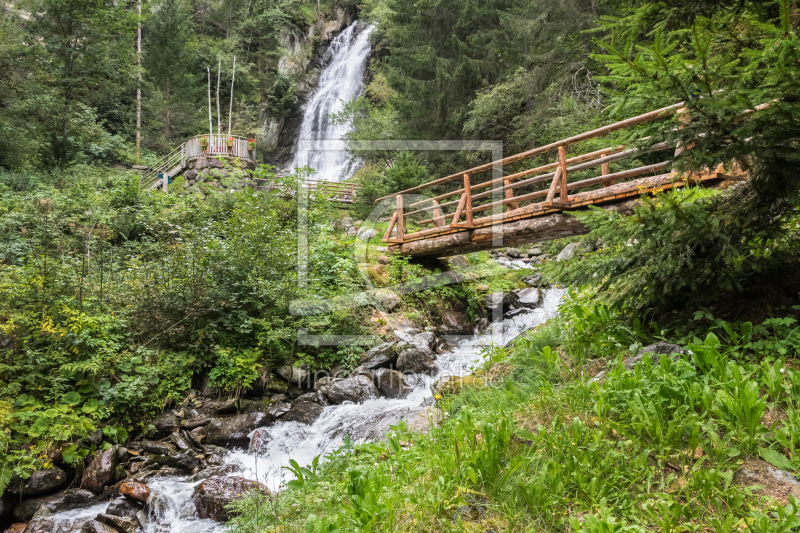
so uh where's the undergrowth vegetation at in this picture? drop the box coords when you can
[229,290,800,532]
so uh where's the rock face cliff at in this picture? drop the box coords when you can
[258,3,357,168]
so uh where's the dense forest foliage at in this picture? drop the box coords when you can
[1,0,800,529]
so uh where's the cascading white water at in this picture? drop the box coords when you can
[290,22,373,181]
[32,289,563,533]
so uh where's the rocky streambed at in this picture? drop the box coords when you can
[3,279,562,533]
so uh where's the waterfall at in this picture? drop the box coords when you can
[290,21,373,182]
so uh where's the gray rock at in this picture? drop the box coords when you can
[81,448,118,494]
[181,416,213,430]
[504,308,528,318]
[556,242,581,262]
[7,467,68,496]
[152,412,180,437]
[281,402,324,425]
[359,229,377,241]
[193,476,267,522]
[447,256,470,269]
[202,398,237,414]
[437,311,473,335]
[188,427,206,447]
[205,413,270,447]
[625,342,683,370]
[145,490,170,520]
[504,247,521,258]
[86,429,104,445]
[95,513,140,533]
[410,332,436,352]
[523,273,543,287]
[355,342,398,371]
[266,401,292,417]
[275,364,311,387]
[80,520,118,533]
[313,377,343,391]
[374,289,401,311]
[13,489,100,521]
[397,346,439,375]
[140,441,176,455]
[373,368,412,399]
[482,292,508,314]
[322,375,380,405]
[516,287,540,308]
[294,391,328,406]
[169,431,190,451]
[106,497,144,519]
[529,247,542,256]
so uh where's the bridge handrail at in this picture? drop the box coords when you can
[377,100,753,244]
[375,102,684,202]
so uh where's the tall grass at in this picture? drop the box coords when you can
[229,291,800,532]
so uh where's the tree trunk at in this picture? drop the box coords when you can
[165,78,171,152]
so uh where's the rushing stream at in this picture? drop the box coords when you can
[34,289,562,533]
[290,21,373,182]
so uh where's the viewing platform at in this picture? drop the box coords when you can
[140,134,257,190]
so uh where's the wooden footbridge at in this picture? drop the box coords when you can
[379,103,749,258]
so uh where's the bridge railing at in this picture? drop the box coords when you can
[251,177,359,203]
[375,102,709,244]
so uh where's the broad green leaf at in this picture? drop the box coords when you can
[759,448,795,471]
[63,391,81,405]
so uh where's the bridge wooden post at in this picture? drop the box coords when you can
[601,161,614,187]
[431,200,445,227]
[450,174,474,228]
[396,194,405,239]
[557,145,569,203]
[504,179,518,210]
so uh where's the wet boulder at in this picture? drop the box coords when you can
[181,416,213,430]
[145,491,170,520]
[106,497,144,520]
[80,520,118,533]
[515,287,540,308]
[294,391,328,406]
[410,332,436,352]
[354,342,398,372]
[482,292,509,316]
[169,431,191,451]
[95,513,140,533]
[373,368,412,399]
[7,468,68,496]
[205,412,269,447]
[193,477,267,522]
[13,489,100,521]
[313,377,343,391]
[281,402,324,425]
[119,482,150,504]
[3,524,26,533]
[436,311,473,336]
[321,375,379,405]
[140,440,176,455]
[81,448,119,494]
[152,412,180,437]
[397,346,439,375]
[202,398,237,415]
[556,242,581,262]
